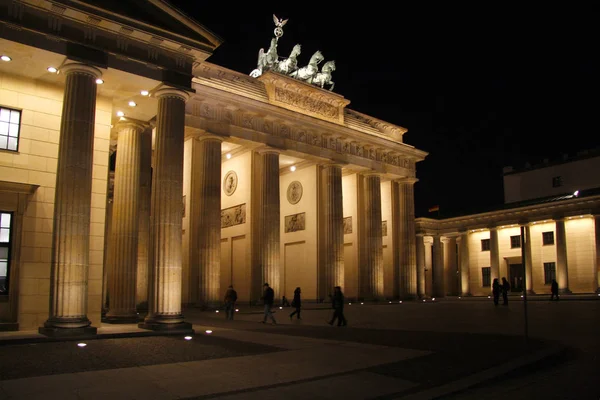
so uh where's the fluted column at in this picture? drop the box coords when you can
[441,237,456,295]
[254,148,281,300]
[555,218,571,293]
[136,126,152,312]
[524,223,534,293]
[105,120,148,323]
[394,178,418,299]
[318,164,344,300]
[360,173,383,299]
[432,235,444,297]
[101,171,114,315]
[458,231,470,295]
[140,87,192,332]
[595,215,600,293]
[189,134,222,307]
[489,227,500,285]
[416,234,425,298]
[40,63,102,336]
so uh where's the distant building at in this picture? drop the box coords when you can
[415,152,600,298]
[503,148,600,204]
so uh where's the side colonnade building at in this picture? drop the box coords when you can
[415,192,600,298]
[0,0,427,335]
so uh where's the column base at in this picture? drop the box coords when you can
[526,290,536,295]
[138,321,194,333]
[559,288,572,294]
[39,326,97,337]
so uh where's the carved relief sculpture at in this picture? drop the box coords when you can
[382,220,388,237]
[287,181,303,204]
[223,170,238,196]
[285,212,305,233]
[221,203,246,228]
[343,216,352,234]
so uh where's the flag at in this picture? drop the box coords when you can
[428,205,440,213]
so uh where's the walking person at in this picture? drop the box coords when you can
[261,282,277,324]
[550,278,559,301]
[501,277,510,305]
[223,285,237,320]
[492,278,501,306]
[289,287,302,320]
[328,286,347,327]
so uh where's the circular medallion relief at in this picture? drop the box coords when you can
[287,181,303,204]
[223,170,238,196]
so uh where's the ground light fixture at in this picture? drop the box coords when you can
[184,336,192,340]
[205,330,213,334]
[77,343,87,347]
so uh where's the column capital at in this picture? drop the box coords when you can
[423,236,434,245]
[153,86,191,102]
[60,62,102,79]
[320,161,346,169]
[194,133,224,143]
[394,177,419,185]
[115,118,150,133]
[440,236,452,244]
[361,170,383,178]
[256,146,281,155]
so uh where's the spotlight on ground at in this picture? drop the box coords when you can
[215,310,219,313]
[77,343,87,347]
[205,330,213,334]
[235,309,239,312]
[184,336,192,340]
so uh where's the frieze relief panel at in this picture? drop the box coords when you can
[285,212,305,233]
[343,217,352,234]
[221,204,246,228]
[382,221,388,237]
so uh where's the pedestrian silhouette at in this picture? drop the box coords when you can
[261,282,276,324]
[328,286,347,326]
[492,278,500,306]
[501,277,510,305]
[550,279,559,301]
[223,285,237,320]
[289,287,302,320]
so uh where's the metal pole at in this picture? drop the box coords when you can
[520,225,529,345]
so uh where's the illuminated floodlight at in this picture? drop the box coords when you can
[128,101,137,107]
[399,301,402,304]
[574,190,579,197]
[1,55,12,62]
[389,301,392,304]
[488,296,491,299]
[47,66,58,73]
[348,303,351,305]
[422,299,426,302]
[279,306,283,310]
[360,302,364,305]
[77,342,87,347]
[140,90,149,96]
[184,336,192,340]
[235,308,239,312]
[226,153,232,159]
[205,330,213,334]
[290,165,296,172]
[116,111,124,117]
[95,78,104,84]
[432,298,436,301]
[215,310,219,313]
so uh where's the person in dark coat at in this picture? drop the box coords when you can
[492,278,501,306]
[289,287,302,320]
[223,285,237,320]
[501,277,510,305]
[550,279,559,301]
[328,286,347,327]
[261,282,276,324]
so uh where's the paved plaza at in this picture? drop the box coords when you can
[0,296,598,399]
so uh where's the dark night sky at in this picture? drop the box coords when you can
[168,2,598,218]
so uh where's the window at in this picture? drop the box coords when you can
[481,267,491,287]
[0,107,21,152]
[542,231,555,245]
[552,176,562,188]
[481,239,490,251]
[510,235,521,249]
[0,212,12,295]
[544,262,556,284]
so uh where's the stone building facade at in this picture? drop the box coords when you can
[0,0,426,334]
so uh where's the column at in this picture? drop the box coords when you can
[416,234,425,297]
[40,62,102,336]
[140,87,192,332]
[555,218,571,293]
[423,236,433,297]
[254,148,281,300]
[360,173,383,299]
[441,237,456,295]
[595,215,600,293]
[101,171,114,315]
[524,223,534,293]
[189,134,222,307]
[105,120,148,323]
[318,164,344,301]
[136,126,152,312]
[489,226,500,284]
[458,231,470,296]
[394,178,418,299]
[432,235,444,297]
